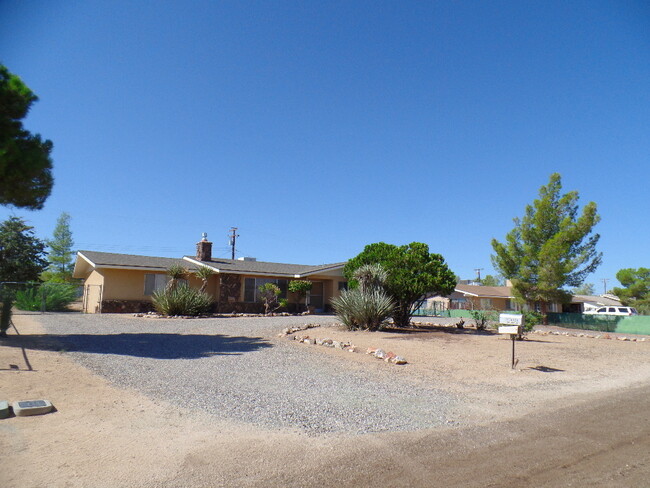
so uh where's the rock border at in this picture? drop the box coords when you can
[289,333,408,365]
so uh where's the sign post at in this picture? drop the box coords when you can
[498,314,524,369]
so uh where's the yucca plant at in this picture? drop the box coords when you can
[165,264,187,292]
[332,288,394,331]
[195,265,215,293]
[152,283,213,316]
[353,263,389,292]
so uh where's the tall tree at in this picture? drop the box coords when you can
[491,173,602,319]
[0,64,54,209]
[571,283,595,296]
[612,268,650,315]
[44,212,74,281]
[0,217,48,336]
[481,274,504,287]
[344,242,456,327]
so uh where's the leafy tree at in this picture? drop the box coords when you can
[612,268,650,314]
[0,217,48,336]
[344,242,456,327]
[258,282,284,315]
[288,280,312,311]
[481,274,504,287]
[0,64,54,209]
[491,173,601,320]
[571,283,595,296]
[42,212,74,282]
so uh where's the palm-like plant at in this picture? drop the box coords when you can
[353,263,388,292]
[195,265,215,293]
[166,264,187,292]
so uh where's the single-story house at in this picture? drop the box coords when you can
[424,284,563,313]
[563,294,623,313]
[73,236,347,313]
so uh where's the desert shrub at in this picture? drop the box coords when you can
[288,280,312,311]
[468,309,498,331]
[258,282,283,315]
[332,288,394,331]
[15,282,78,311]
[522,310,542,332]
[152,283,213,316]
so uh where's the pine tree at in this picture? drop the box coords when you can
[0,217,48,335]
[45,212,74,281]
[0,64,54,209]
[491,173,601,319]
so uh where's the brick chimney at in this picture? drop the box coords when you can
[196,232,212,261]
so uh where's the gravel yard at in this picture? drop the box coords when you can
[36,313,458,435]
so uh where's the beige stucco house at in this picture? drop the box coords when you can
[73,237,347,313]
[444,284,562,313]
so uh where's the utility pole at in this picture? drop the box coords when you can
[602,278,609,295]
[229,227,239,260]
[474,268,484,283]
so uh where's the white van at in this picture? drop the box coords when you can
[584,306,638,316]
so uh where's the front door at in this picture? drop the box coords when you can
[309,282,324,311]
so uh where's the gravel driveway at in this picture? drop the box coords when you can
[34,313,457,435]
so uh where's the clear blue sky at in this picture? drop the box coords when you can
[1,1,649,289]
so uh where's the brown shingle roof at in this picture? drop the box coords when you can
[75,251,345,278]
[454,284,515,298]
[184,256,345,277]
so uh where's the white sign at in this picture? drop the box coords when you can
[499,313,523,326]
[498,325,521,335]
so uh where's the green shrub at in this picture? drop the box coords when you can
[15,282,78,311]
[522,310,542,332]
[332,288,394,331]
[152,283,213,316]
[468,309,498,330]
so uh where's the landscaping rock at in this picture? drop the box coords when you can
[12,399,53,417]
[0,400,9,419]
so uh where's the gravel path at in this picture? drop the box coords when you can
[34,313,458,435]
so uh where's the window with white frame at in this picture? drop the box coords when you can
[144,274,168,295]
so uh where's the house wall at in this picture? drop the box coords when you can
[83,270,104,313]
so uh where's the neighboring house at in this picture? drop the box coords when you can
[73,236,347,313]
[563,294,623,313]
[442,284,563,313]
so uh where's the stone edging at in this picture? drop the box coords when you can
[532,329,647,342]
[286,330,408,365]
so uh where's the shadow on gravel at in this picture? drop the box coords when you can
[0,333,272,359]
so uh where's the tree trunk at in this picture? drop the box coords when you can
[392,303,411,328]
[541,301,549,325]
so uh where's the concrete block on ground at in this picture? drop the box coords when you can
[12,399,53,417]
[0,400,9,419]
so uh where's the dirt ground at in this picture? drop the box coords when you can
[2,315,650,487]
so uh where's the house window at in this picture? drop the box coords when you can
[244,278,288,302]
[338,281,348,291]
[144,274,168,296]
[144,274,188,295]
[480,298,492,309]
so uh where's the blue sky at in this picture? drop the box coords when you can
[1,1,648,289]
